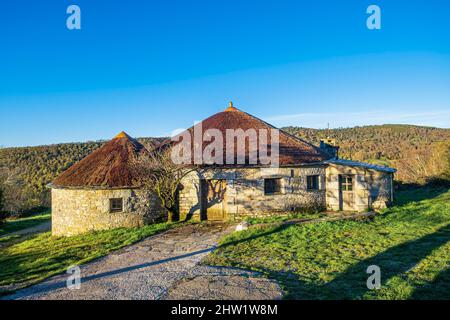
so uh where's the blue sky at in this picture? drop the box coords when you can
[1,0,449,147]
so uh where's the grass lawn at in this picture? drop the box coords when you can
[204,186,450,300]
[0,221,178,292]
[0,211,51,237]
[244,212,326,225]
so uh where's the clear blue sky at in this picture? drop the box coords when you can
[1,0,449,147]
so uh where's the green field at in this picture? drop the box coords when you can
[1,187,448,299]
[204,187,450,300]
[0,211,51,237]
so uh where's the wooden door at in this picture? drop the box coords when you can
[339,175,354,211]
[203,179,227,221]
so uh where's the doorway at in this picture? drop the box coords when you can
[201,179,227,221]
[339,174,354,211]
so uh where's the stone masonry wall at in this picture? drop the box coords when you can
[52,188,166,236]
[179,166,327,221]
[367,171,393,210]
[326,164,393,212]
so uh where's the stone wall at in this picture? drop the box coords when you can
[52,188,166,236]
[179,166,327,221]
[367,170,394,210]
[326,164,393,212]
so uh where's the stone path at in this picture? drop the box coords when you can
[3,223,282,300]
[166,271,282,300]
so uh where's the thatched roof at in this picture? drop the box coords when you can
[51,131,146,188]
[165,103,332,166]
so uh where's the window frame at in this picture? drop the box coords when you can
[306,175,320,191]
[109,198,124,213]
[264,178,282,195]
[340,175,353,191]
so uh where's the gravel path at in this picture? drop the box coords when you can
[3,223,282,300]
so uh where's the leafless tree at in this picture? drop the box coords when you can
[132,146,197,222]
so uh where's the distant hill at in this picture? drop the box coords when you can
[0,137,164,213]
[283,124,450,184]
[0,125,449,213]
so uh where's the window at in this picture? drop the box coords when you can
[109,198,123,213]
[264,178,281,195]
[340,175,353,191]
[307,175,319,190]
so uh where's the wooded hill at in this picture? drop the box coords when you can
[0,125,449,213]
[0,138,162,213]
[284,124,449,184]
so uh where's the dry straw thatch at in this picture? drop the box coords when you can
[164,104,332,166]
[52,131,147,188]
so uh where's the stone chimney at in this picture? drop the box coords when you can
[320,137,339,159]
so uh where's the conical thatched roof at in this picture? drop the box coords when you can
[52,131,146,188]
[166,103,332,166]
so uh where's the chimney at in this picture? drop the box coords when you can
[320,137,339,159]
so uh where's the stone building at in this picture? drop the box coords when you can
[50,104,396,235]
[49,132,165,236]
[175,104,396,221]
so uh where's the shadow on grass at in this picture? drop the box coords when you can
[212,203,450,299]
[242,223,450,299]
[409,267,450,300]
[394,182,449,207]
[218,224,287,248]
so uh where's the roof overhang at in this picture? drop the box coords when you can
[47,183,141,190]
[322,159,397,173]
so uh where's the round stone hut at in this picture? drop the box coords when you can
[49,131,164,236]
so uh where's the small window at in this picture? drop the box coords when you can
[307,175,319,190]
[340,175,353,191]
[109,198,123,213]
[264,178,281,195]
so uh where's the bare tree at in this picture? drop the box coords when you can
[132,146,197,222]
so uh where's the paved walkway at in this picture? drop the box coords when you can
[3,223,282,300]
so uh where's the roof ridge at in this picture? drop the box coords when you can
[114,131,131,139]
[236,109,331,158]
[224,101,239,112]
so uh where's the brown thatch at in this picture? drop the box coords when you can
[52,131,147,188]
[165,104,332,166]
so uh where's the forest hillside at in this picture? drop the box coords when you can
[0,125,449,214]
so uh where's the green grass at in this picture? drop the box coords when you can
[0,235,21,243]
[0,211,51,237]
[244,212,326,225]
[204,186,450,300]
[0,221,178,290]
